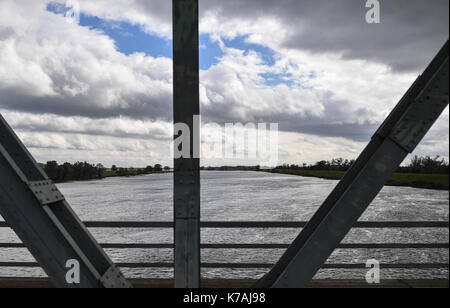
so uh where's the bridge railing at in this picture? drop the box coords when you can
[0,221,448,270]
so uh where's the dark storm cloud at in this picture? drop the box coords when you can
[10,117,172,141]
[111,0,449,71]
[276,117,379,142]
[204,112,378,142]
[0,87,172,120]
[201,92,381,142]
[124,0,448,143]
[200,0,449,72]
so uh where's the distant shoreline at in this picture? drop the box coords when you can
[55,169,449,191]
[54,171,171,184]
[263,169,449,191]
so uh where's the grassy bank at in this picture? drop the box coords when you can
[265,169,449,191]
[54,170,170,183]
[101,170,169,178]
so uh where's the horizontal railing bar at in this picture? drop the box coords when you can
[334,243,449,249]
[0,243,448,249]
[201,222,307,228]
[200,243,450,249]
[1,221,448,228]
[0,262,448,269]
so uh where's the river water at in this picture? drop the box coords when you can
[0,171,448,280]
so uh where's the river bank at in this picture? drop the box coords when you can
[53,170,170,184]
[264,169,449,191]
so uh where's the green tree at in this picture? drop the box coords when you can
[96,163,105,178]
[44,161,59,180]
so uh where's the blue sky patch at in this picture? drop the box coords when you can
[46,3,307,88]
[47,2,172,58]
[78,15,172,58]
[223,36,277,67]
[198,35,278,70]
[199,34,223,70]
[261,73,295,87]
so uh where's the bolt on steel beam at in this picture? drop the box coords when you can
[173,0,201,288]
[255,40,449,288]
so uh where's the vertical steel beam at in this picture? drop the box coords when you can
[173,0,201,288]
[255,40,449,288]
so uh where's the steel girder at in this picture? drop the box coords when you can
[0,115,131,288]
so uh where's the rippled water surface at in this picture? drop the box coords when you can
[1,171,448,279]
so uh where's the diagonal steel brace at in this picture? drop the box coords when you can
[0,115,132,288]
[255,40,449,288]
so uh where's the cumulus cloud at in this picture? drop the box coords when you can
[2,111,172,140]
[199,0,449,72]
[0,0,448,166]
[17,130,171,167]
[0,0,173,120]
[200,44,418,141]
[49,0,449,71]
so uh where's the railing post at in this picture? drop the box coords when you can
[173,0,201,288]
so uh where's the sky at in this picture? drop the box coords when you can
[0,0,448,168]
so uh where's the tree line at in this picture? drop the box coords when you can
[41,161,171,183]
[41,155,448,183]
[201,166,261,171]
[274,156,449,174]
[398,156,449,174]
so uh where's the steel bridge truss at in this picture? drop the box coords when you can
[0,115,131,288]
[0,0,448,288]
